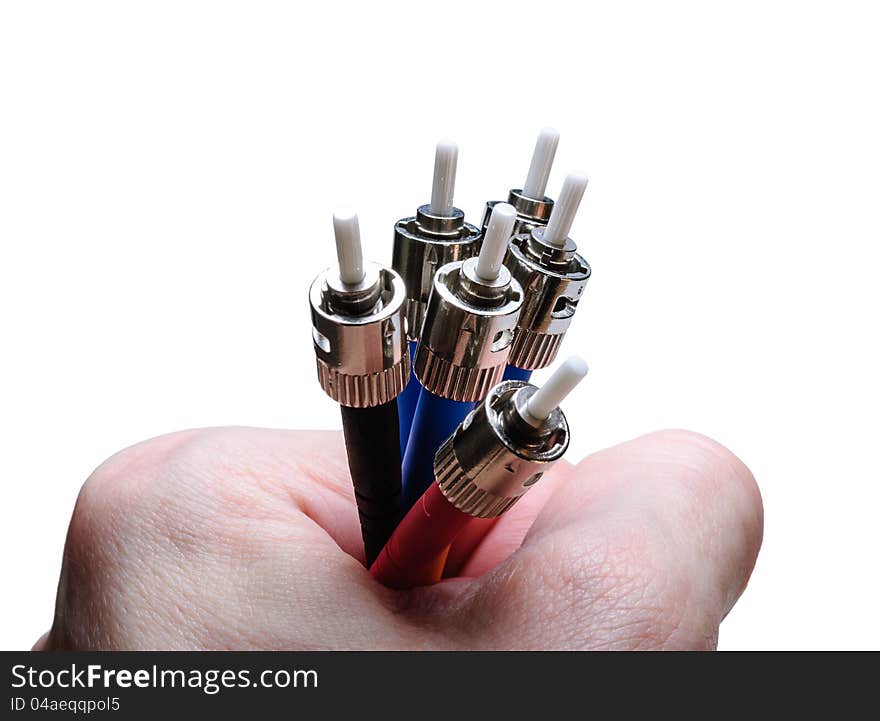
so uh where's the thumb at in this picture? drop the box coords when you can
[449,430,763,650]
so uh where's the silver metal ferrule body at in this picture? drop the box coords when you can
[433,380,570,517]
[392,204,481,342]
[309,261,409,407]
[504,226,591,370]
[414,257,523,402]
[480,189,555,238]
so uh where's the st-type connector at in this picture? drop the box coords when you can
[311,213,409,406]
[481,127,561,237]
[434,375,573,518]
[414,203,524,402]
[505,173,592,371]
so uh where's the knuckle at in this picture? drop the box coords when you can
[73,429,210,538]
[652,429,763,538]
[648,429,764,624]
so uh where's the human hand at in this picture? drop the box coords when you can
[38,427,762,650]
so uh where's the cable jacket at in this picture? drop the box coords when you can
[340,401,403,566]
[442,517,498,577]
[502,364,533,382]
[401,387,473,513]
[370,482,471,589]
[397,340,420,455]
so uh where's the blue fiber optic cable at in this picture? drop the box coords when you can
[502,364,533,383]
[397,340,421,454]
[401,388,474,511]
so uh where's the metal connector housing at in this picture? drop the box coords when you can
[433,380,570,517]
[414,257,523,402]
[309,261,409,407]
[505,226,591,370]
[480,189,555,238]
[392,204,481,342]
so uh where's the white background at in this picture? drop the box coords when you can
[1,1,878,650]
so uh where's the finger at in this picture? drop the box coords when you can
[78,427,365,563]
[46,427,421,649]
[444,430,763,650]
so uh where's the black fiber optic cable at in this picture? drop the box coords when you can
[308,211,410,566]
[339,402,402,565]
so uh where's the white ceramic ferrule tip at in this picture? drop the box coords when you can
[522,127,560,200]
[332,210,365,285]
[475,202,517,282]
[429,140,458,216]
[542,173,589,247]
[526,355,589,422]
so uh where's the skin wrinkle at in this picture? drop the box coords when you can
[151,441,330,563]
[229,432,369,561]
[289,482,361,561]
[444,538,589,648]
[189,440,295,512]
[483,562,567,648]
[154,559,233,648]
[202,428,352,512]
[614,507,715,646]
[372,579,472,649]
[592,546,686,649]
[44,427,762,651]
[531,533,666,649]
[100,530,182,647]
[238,556,324,649]
[147,527,273,649]
[201,544,309,646]
[628,508,706,644]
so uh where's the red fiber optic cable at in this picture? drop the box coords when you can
[370,484,471,590]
